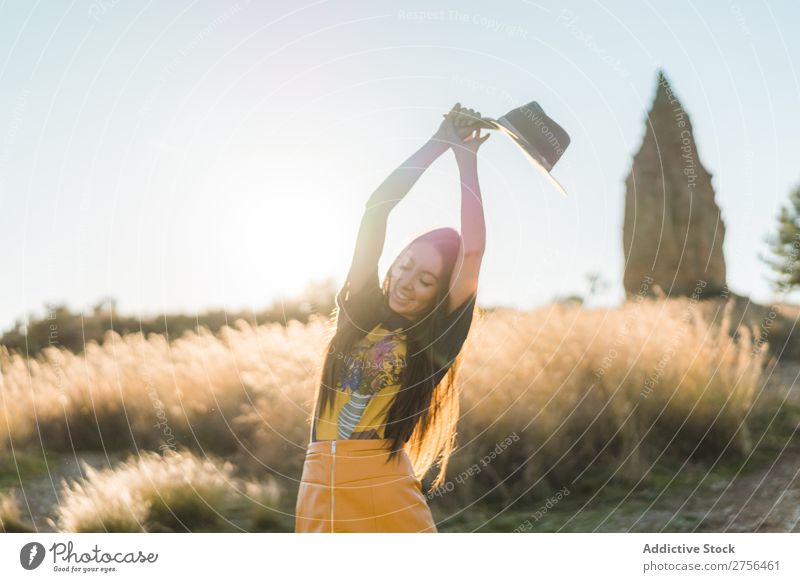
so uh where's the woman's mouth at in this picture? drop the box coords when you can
[393,289,414,303]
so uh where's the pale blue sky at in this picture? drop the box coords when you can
[1,0,798,331]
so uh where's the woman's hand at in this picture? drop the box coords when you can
[431,103,490,166]
[433,102,482,140]
[453,125,490,167]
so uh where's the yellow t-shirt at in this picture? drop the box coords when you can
[313,322,407,440]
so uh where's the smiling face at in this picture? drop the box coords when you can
[388,241,444,319]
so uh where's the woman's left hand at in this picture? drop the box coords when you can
[432,103,490,164]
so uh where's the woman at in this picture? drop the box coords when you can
[294,103,490,533]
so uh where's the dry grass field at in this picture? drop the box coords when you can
[3,295,798,532]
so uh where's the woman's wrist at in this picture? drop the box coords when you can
[455,153,478,172]
[425,135,451,158]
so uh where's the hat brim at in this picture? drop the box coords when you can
[482,117,569,198]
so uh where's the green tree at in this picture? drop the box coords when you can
[761,183,800,293]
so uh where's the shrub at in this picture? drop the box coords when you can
[50,449,282,532]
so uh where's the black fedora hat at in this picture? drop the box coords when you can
[475,101,571,197]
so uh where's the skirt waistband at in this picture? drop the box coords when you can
[301,438,415,485]
[307,438,397,454]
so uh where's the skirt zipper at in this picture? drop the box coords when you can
[330,439,336,533]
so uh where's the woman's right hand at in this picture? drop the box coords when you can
[432,103,490,165]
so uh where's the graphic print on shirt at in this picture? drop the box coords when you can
[336,326,406,439]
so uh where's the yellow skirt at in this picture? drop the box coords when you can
[294,438,437,533]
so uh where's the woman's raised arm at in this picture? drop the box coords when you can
[343,135,450,297]
[439,109,491,314]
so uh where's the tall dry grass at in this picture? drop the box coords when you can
[446,296,768,504]
[0,320,324,477]
[50,449,283,532]
[0,488,32,532]
[1,296,769,506]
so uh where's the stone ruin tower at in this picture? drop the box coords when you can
[623,70,727,299]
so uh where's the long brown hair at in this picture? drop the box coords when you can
[312,227,467,491]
